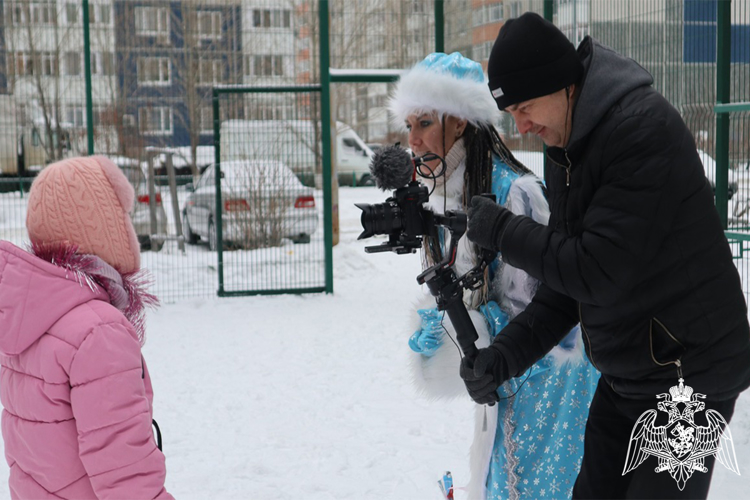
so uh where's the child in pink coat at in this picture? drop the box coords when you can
[0,156,173,499]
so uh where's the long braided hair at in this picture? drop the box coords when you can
[422,119,533,305]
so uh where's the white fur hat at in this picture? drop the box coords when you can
[388,52,501,131]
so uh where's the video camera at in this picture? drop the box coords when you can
[355,145,496,362]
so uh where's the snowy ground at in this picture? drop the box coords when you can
[0,187,749,499]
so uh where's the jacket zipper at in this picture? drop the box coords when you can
[578,302,600,371]
[546,150,572,187]
[650,317,685,379]
[546,149,573,231]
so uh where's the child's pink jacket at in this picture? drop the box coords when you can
[0,241,173,499]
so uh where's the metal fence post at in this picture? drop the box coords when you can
[715,0,732,228]
[434,0,444,53]
[213,88,225,296]
[146,154,158,244]
[164,153,185,252]
[319,0,334,294]
[82,0,94,155]
[543,0,554,21]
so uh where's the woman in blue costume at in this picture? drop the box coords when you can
[389,52,600,500]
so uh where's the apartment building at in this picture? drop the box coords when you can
[0,0,745,159]
[1,0,118,156]
[114,0,243,151]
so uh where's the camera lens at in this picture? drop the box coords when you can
[355,201,404,240]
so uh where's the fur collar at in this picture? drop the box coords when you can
[30,242,159,345]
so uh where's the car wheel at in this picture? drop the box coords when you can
[182,211,199,244]
[138,235,163,252]
[138,234,151,251]
[208,219,217,252]
[291,233,311,244]
[359,174,375,187]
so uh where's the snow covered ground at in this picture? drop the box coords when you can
[0,187,749,499]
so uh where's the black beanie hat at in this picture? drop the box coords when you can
[488,12,583,110]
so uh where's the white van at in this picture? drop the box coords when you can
[219,120,374,187]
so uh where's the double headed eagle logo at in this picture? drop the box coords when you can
[622,378,740,490]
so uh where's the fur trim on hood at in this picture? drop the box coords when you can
[30,242,159,345]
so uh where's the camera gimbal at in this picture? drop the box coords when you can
[416,208,496,362]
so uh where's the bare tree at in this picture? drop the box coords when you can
[6,1,69,163]
[173,0,202,178]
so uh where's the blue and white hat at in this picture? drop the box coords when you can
[388,52,500,131]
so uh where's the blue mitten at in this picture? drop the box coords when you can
[408,308,445,357]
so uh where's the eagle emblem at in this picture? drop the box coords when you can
[622,378,740,490]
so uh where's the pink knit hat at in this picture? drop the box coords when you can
[26,156,141,274]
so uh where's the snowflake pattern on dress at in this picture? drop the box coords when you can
[413,157,600,499]
[483,158,600,500]
[486,336,599,500]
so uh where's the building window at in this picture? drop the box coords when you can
[10,53,21,76]
[32,2,57,25]
[198,59,222,85]
[88,4,111,25]
[92,52,114,76]
[137,57,171,86]
[66,106,85,127]
[200,106,213,134]
[135,6,170,37]
[9,2,57,25]
[139,107,173,135]
[198,11,222,40]
[11,53,26,76]
[251,9,291,29]
[66,106,102,127]
[9,52,59,77]
[245,102,293,120]
[473,2,503,27]
[510,1,520,18]
[9,3,27,23]
[65,52,81,76]
[245,55,284,77]
[490,3,503,23]
[40,52,58,76]
[66,3,78,24]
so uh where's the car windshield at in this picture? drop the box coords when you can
[219,161,302,191]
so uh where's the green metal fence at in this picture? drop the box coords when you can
[0,0,748,301]
[211,86,328,296]
[549,0,749,298]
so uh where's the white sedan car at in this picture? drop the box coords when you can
[182,160,318,250]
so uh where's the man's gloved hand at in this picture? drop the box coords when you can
[467,196,515,252]
[459,345,509,405]
[408,308,445,357]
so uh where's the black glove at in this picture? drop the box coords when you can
[459,345,509,405]
[467,195,515,252]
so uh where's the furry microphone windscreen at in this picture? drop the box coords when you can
[370,145,414,191]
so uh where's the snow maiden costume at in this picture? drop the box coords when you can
[0,157,173,499]
[389,53,600,500]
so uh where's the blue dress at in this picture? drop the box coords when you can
[485,159,600,500]
[410,156,600,500]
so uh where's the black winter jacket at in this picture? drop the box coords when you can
[495,37,750,400]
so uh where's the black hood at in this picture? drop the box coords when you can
[568,37,654,149]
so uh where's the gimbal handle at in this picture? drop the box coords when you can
[428,274,479,361]
[417,210,480,361]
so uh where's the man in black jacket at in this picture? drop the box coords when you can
[464,12,750,499]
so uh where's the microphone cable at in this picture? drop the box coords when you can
[413,152,446,198]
